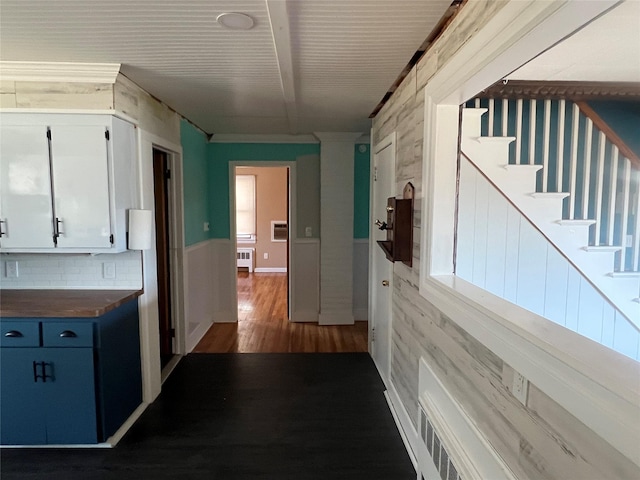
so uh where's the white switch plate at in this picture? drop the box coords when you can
[512,370,529,406]
[305,226,312,237]
[5,260,18,278]
[103,262,116,279]
[263,252,269,259]
[204,222,210,232]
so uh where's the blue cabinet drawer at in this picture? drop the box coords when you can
[0,321,40,347]
[42,323,93,347]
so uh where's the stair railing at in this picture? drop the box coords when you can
[470,97,640,274]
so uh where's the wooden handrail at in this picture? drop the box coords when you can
[574,101,640,168]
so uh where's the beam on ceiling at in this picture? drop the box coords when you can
[265,0,298,134]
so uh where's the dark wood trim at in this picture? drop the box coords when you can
[575,101,640,168]
[482,80,640,100]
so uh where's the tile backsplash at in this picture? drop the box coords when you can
[0,251,142,289]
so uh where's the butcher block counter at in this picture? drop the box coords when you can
[0,289,143,445]
[0,289,142,317]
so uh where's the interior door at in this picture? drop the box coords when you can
[153,149,174,367]
[371,140,394,383]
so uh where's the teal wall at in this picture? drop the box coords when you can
[180,120,211,247]
[354,144,371,238]
[207,143,321,239]
[588,101,640,158]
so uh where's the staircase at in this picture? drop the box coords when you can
[460,103,639,331]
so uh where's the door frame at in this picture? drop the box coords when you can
[228,161,297,321]
[369,132,396,383]
[137,129,185,402]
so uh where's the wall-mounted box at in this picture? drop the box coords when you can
[377,195,413,267]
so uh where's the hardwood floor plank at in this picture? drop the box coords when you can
[195,273,369,353]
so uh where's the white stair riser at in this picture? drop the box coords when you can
[462,108,640,326]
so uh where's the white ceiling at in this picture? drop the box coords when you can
[508,0,640,83]
[0,0,453,135]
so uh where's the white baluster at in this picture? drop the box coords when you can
[633,169,640,271]
[618,157,631,271]
[582,117,594,219]
[568,104,580,219]
[488,98,495,137]
[542,99,551,192]
[515,99,523,165]
[528,99,537,165]
[502,99,509,137]
[607,145,619,246]
[594,131,606,245]
[556,100,566,191]
[474,97,481,108]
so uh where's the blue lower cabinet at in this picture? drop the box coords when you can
[0,300,141,445]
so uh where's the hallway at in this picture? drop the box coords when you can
[194,273,368,353]
[0,354,414,480]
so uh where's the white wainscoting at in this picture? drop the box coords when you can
[183,240,214,352]
[291,239,320,322]
[353,239,369,321]
[211,239,238,324]
[457,158,639,361]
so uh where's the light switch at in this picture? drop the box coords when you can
[305,226,312,237]
[103,262,116,279]
[204,222,210,232]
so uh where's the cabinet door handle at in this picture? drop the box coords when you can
[54,217,64,237]
[0,219,6,237]
[33,361,54,382]
[4,330,24,338]
[59,330,77,338]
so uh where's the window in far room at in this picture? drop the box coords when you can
[236,174,256,242]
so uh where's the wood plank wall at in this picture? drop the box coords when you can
[372,1,639,478]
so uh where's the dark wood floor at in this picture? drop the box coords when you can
[195,273,369,353]
[1,354,414,480]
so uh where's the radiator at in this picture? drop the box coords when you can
[236,248,255,273]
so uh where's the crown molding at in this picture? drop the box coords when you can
[209,133,319,144]
[313,132,364,142]
[483,80,640,100]
[0,61,121,84]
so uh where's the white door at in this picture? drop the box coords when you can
[370,137,395,383]
[50,125,112,249]
[0,125,54,248]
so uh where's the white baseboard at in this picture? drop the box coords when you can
[213,310,238,323]
[186,317,213,352]
[290,310,319,323]
[319,312,355,325]
[254,267,287,273]
[386,380,419,473]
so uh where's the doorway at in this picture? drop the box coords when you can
[152,148,174,368]
[234,165,289,326]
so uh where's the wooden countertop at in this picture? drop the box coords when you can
[0,289,143,318]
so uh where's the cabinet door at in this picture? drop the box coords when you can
[50,125,112,249]
[0,348,47,444]
[0,124,54,248]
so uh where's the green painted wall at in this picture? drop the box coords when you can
[208,143,321,239]
[588,101,640,158]
[180,120,211,246]
[354,144,371,238]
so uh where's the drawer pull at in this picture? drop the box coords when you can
[4,330,24,338]
[59,330,78,338]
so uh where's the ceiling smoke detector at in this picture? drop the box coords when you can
[216,12,255,30]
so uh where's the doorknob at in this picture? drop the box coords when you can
[382,280,389,287]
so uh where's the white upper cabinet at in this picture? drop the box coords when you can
[0,113,137,253]
[0,124,54,248]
